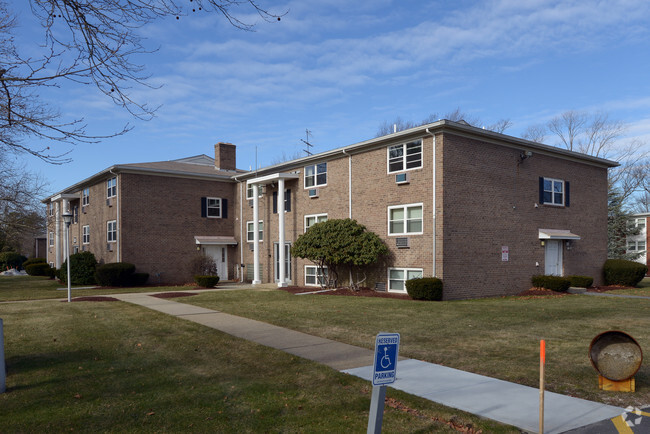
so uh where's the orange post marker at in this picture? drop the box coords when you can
[541,340,546,364]
[540,340,546,434]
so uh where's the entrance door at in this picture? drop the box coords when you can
[545,240,563,276]
[203,245,228,280]
[274,242,291,283]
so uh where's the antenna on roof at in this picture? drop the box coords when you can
[301,129,314,156]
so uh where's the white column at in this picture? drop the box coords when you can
[54,202,61,268]
[278,178,287,287]
[252,183,261,284]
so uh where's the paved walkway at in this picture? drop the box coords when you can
[109,288,633,433]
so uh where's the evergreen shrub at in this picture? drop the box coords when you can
[405,277,443,301]
[25,262,54,276]
[194,275,220,288]
[94,262,136,287]
[603,259,647,286]
[531,275,571,292]
[567,275,594,288]
[58,251,97,285]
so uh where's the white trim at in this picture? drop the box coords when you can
[246,220,263,242]
[388,267,423,292]
[107,220,117,243]
[387,139,423,174]
[305,265,328,287]
[304,213,328,232]
[206,197,222,218]
[107,177,117,199]
[82,225,90,244]
[542,177,565,206]
[388,203,424,236]
[304,162,327,189]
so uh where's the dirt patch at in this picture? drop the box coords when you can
[587,285,635,293]
[281,286,411,300]
[151,292,198,299]
[516,288,568,297]
[67,296,119,302]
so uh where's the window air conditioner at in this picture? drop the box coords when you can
[308,188,319,198]
[107,243,113,251]
[395,237,410,249]
[395,173,410,184]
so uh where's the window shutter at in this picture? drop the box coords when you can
[565,181,570,207]
[285,189,291,212]
[273,191,277,214]
[222,198,228,218]
[539,177,544,204]
[201,197,207,217]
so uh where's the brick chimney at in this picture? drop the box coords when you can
[214,142,236,171]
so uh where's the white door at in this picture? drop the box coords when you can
[545,240,563,276]
[274,242,291,283]
[203,246,228,280]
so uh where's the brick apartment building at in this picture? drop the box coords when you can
[627,213,649,270]
[44,120,617,299]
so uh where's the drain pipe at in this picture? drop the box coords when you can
[234,175,245,281]
[425,128,436,278]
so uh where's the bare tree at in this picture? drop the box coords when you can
[521,124,546,143]
[0,0,284,163]
[375,108,511,137]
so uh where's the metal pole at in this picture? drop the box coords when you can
[1,318,6,393]
[367,385,387,434]
[65,221,71,302]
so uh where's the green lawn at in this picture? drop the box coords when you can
[0,275,197,301]
[600,276,650,296]
[184,289,650,407]
[0,299,513,433]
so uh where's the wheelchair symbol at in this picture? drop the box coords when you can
[380,346,392,369]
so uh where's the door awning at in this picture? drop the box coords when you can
[538,229,581,240]
[194,236,238,245]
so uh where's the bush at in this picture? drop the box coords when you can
[603,259,648,286]
[23,257,46,268]
[0,252,27,270]
[59,251,97,285]
[129,272,149,286]
[194,275,220,288]
[189,253,218,276]
[531,275,571,292]
[567,275,594,288]
[405,277,443,301]
[95,262,136,287]
[25,262,55,277]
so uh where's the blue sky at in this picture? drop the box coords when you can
[12,0,650,194]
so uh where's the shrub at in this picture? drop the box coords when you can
[129,272,149,286]
[0,252,27,270]
[567,275,594,288]
[95,262,136,287]
[189,253,218,276]
[531,275,571,292]
[25,262,55,276]
[59,251,97,285]
[405,277,443,301]
[23,257,46,268]
[194,275,220,288]
[603,259,648,286]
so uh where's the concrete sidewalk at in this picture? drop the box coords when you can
[113,291,625,433]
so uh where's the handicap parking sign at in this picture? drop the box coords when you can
[373,332,400,386]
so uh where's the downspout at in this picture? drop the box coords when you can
[234,174,245,282]
[342,149,353,286]
[109,169,120,262]
[425,128,436,278]
[55,201,60,268]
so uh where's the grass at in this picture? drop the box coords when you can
[184,288,650,408]
[0,299,513,432]
[0,275,199,302]
[602,277,650,296]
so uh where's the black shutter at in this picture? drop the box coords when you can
[285,189,291,212]
[201,197,207,217]
[539,177,544,204]
[565,181,570,207]
[222,198,228,218]
[273,191,277,214]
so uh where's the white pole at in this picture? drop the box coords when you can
[252,184,261,284]
[278,178,286,287]
[0,318,5,393]
[65,220,71,302]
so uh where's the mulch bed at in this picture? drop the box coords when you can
[517,284,637,297]
[151,292,198,299]
[67,296,120,302]
[280,286,412,300]
[587,285,635,293]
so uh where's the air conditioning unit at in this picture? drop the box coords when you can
[82,206,87,214]
[248,199,254,208]
[308,188,319,198]
[375,282,387,291]
[395,237,410,249]
[248,243,255,251]
[395,173,410,184]
[106,198,112,207]
[107,243,113,252]
[82,245,87,252]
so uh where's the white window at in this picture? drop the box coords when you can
[247,220,264,242]
[305,213,327,232]
[543,178,564,206]
[388,140,422,173]
[305,265,328,287]
[305,162,327,188]
[630,218,646,229]
[246,184,264,200]
[82,188,90,206]
[82,225,90,244]
[49,231,54,246]
[107,177,117,198]
[49,204,54,216]
[628,240,646,252]
[107,220,117,242]
[207,198,221,218]
[388,203,423,235]
[388,268,423,292]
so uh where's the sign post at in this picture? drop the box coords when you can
[540,339,545,434]
[367,332,400,434]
